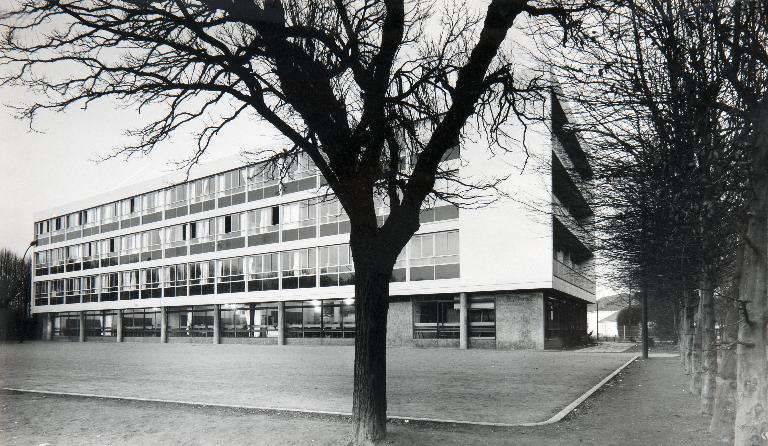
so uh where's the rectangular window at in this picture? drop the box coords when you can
[319,244,354,287]
[284,299,355,338]
[280,199,317,242]
[469,297,496,338]
[247,164,279,201]
[167,306,214,337]
[82,241,100,270]
[413,298,460,339]
[283,152,318,194]
[217,168,246,207]
[121,196,142,216]
[85,310,116,337]
[189,218,215,254]
[141,190,164,223]
[188,260,215,295]
[162,263,188,297]
[141,267,162,299]
[190,176,216,213]
[100,202,120,232]
[220,303,279,339]
[83,207,99,227]
[100,272,119,301]
[216,213,246,250]
[164,224,188,258]
[409,231,460,281]
[65,277,81,304]
[164,183,189,218]
[140,229,163,261]
[247,253,279,292]
[120,270,140,300]
[319,198,350,236]
[120,233,140,264]
[281,248,316,289]
[100,237,119,267]
[50,248,65,274]
[50,279,64,305]
[217,257,245,293]
[35,250,49,276]
[53,312,79,336]
[82,275,99,303]
[34,281,49,306]
[65,245,82,272]
[123,308,161,337]
[247,207,280,246]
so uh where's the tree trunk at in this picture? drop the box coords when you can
[351,262,391,446]
[690,300,702,396]
[734,109,768,446]
[709,297,739,442]
[684,295,695,375]
[699,273,717,415]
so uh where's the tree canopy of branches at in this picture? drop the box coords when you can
[0,1,596,443]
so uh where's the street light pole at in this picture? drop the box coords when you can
[16,240,37,342]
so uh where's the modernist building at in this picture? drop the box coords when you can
[31,93,595,349]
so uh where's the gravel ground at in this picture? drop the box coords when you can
[0,342,632,424]
[0,357,720,445]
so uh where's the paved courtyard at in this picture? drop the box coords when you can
[0,342,633,424]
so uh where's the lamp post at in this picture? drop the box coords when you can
[15,240,37,342]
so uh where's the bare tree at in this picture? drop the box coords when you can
[0,1,594,443]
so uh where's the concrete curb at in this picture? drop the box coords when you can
[2,355,638,428]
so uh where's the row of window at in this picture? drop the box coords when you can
[49,295,492,342]
[35,149,461,245]
[34,201,458,277]
[35,154,319,244]
[33,232,460,306]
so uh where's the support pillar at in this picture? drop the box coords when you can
[116,309,123,343]
[160,306,167,343]
[45,313,53,341]
[459,293,468,350]
[78,311,86,342]
[213,304,221,344]
[277,301,285,346]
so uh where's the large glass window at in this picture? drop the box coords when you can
[50,247,65,274]
[319,198,350,236]
[190,176,216,213]
[413,298,460,339]
[319,244,354,287]
[120,270,140,300]
[283,152,318,194]
[164,183,188,218]
[101,202,120,231]
[247,164,279,200]
[281,248,316,289]
[409,231,460,281]
[120,197,142,227]
[82,275,99,303]
[218,168,246,202]
[82,241,100,270]
[247,207,280,246]
[248,253,279,291]
[189,218,215,254]
[280,199,317,241]
[220,303,279,338]
[65,277,81,304]
[120,233,140,264]
[50,279,64,305]
[189,260,215,295]
[140,229,163,261]
[285,299,355,338]
[123,308,161,337]
[53,312,79,336]
[141,267,162,299]
[34,281,49,306]
[142,190,163,214]
[216,212,246,250]
[469,298,496,338]
[65,244,82,272]
[164,223,188,258]
[35,250,49,276]
[217,257,245,293]
[163,264,188,297]
[100,272,119,301]
[100,237,119,267]
[85,310,118,337]
[167,306,214,337]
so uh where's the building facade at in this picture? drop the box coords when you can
[30,93,595,349]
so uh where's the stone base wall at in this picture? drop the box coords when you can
[168,337,215,344]
[220,337,278,345]
[495,291,545,350]
[285,338,355,346]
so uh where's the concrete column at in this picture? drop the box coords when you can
[277,301,285,346]
[459,293,468,350]
[213,304,221,344]
[78,311,86,342]
[160,306,168,343]
[45,313,53,341]
[116,309,123,343]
